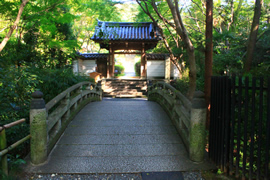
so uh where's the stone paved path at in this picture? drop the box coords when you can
[25,98,214,174]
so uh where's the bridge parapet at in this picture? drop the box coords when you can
[148,82,206,162]
[30,81,102,165]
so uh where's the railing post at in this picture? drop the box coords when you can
[61,93,70,122]
[165,56,171,82]
[189,91,207,162]
[30,91,47,165]
[0,129,8,175]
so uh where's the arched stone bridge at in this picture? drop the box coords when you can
[25,81,214,174]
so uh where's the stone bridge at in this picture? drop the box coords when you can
[24,81,214,174]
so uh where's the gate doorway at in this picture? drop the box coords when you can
[115,54,140,78]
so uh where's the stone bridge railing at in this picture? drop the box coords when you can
[148,82,206,162]
[30,81,102,165]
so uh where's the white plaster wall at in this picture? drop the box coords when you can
[171,63,180,79]
[81,60,96,75]
[75,59,97,75]
[147,60,165,77]
[73,60,79,74]
[78,59,83,73]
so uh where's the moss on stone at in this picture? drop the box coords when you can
[189,122,206,162]
[30,109,47,164]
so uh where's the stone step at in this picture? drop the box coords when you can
[103,86,147,92]
[104,80,147,85]
[101,79,148,98]
[103,85,147,89]
[103,93,145,98]
[103,87,146,91]
[103,92,144,96]
[104,83,147,87]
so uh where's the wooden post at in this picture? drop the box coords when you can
[0,129,8,175]
[165,56,171,81]
[141,43,146,78]
[205,0,213,128]
[108,45,114,78]
[107,56,110,78]
[30,91,47,165]
[111,48,115,78]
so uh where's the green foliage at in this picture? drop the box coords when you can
[30,67,91,103]
[0,0,135,174]
[136,0,270,84]
[0,66,39,123]
[72,0,122,53]
[173,76,190,95]
[0,0,80,68]
[114,64,124,76]
[134,61,141,76]
[0,66,91,159]
[172,68,204,95]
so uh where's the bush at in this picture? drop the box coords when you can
[0,66,92,159]
[114,64,124,76]
[134,61,141,76]
[30,67,91,103]
[173,77,190,95]
[171,69,204,96]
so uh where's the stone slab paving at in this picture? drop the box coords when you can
[25,98,215,174]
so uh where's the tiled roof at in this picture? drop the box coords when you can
[91,21,161,41]
[146,53,169,60]
[78,53,169,60]
[78,53,108,60]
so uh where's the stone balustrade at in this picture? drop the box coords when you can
[30,81,102,165]
[148,82,207,162]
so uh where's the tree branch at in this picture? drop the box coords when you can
[136,0,183,74]
[0,0,29,52]
[184,24,204,35]
[187,10,202,33]
[162,21,179,47]
[191,0,206,16]
[0,26,8,33]
[151,0,176,28]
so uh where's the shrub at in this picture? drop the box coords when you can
[0,66,93,159]
[134,61,141,76]
[171,69,204,96]
[30,67,91,103]
[114,64,124,76]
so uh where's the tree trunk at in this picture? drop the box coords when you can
[244,0,263,72]
[0,0,29,52]
[205,0,213,128]
[136,0,184,78]
[167,0,196,99]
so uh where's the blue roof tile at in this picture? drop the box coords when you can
[91,21,161,41]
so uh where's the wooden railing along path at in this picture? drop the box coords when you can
[0,81,102,174]
[0,119,30,175]
[148,81,207,162]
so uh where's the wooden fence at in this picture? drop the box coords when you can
[209,76,270,180]
[0,119,30,175]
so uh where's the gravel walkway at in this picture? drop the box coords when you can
[20,171,204,180]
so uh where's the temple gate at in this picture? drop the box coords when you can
[73,20,179,80]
